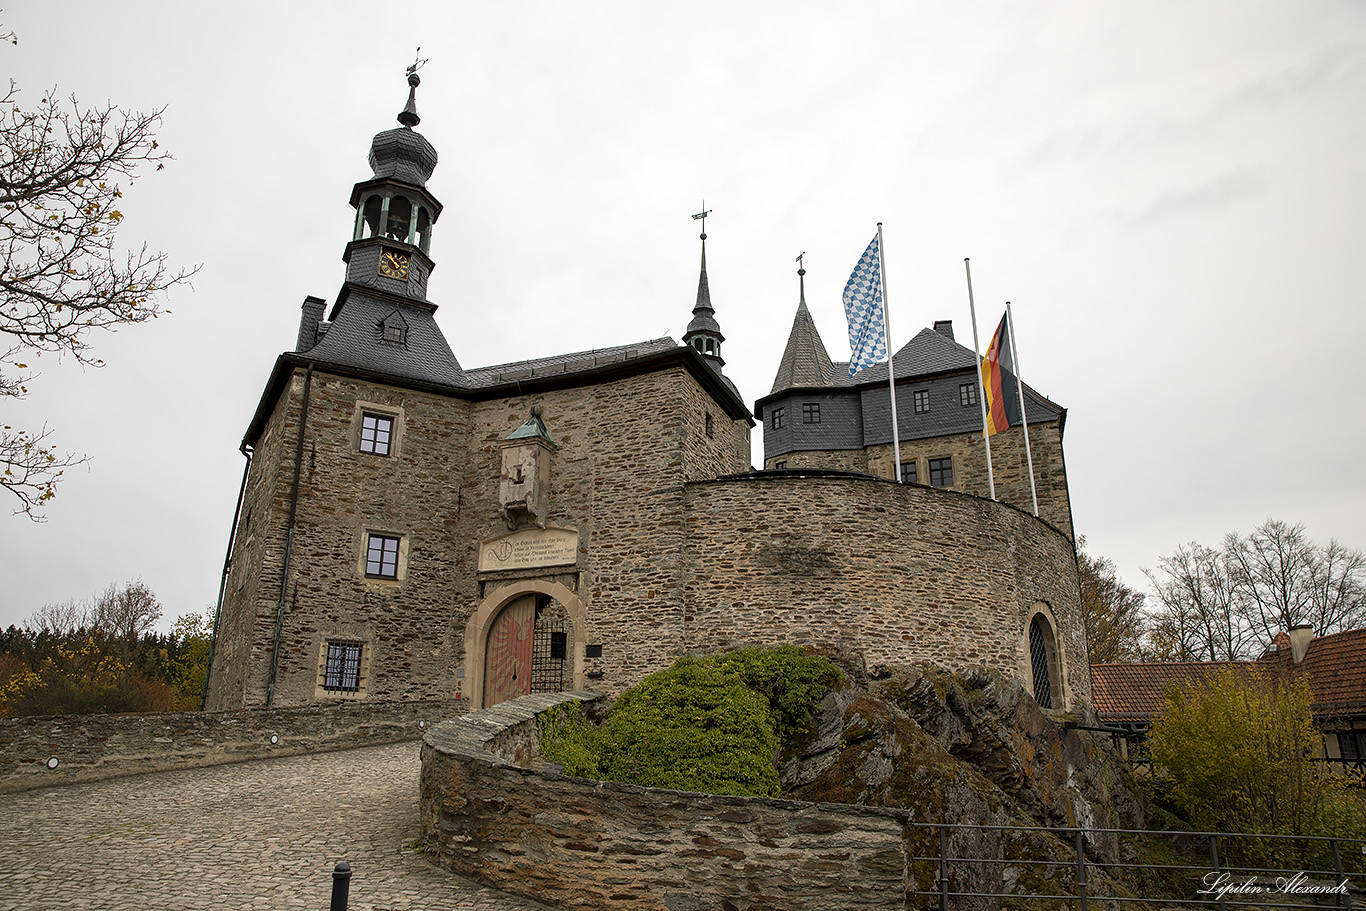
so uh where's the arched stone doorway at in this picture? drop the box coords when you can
[465,580,585,709]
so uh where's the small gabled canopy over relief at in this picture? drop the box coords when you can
[378,309,409,345]
[503,404,556,447]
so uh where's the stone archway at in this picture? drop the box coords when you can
[465,580,585,710]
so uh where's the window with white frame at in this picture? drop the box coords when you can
[365,533,401,579]
[359,413,394,456]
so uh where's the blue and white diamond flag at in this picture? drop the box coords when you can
[843,233,887,377]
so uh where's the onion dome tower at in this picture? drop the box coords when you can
[342,68,444,303]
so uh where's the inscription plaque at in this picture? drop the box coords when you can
[479,527,579,572]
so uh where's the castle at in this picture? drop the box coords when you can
[203,75,1090,715]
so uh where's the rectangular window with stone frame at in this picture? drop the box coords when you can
[365,533,401,579]
[929,457,954,487]
[322,641,364,692]
[900,462,917,484]
[359,413,394,456]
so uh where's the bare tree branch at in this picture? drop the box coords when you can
[0,69,195,517]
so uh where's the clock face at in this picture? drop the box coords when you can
[378,249,410,280]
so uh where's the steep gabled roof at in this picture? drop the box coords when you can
[300,286,465,389]
[770,304,836,393]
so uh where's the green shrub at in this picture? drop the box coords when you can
[539,646,842,797]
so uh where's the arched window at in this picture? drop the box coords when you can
[360,196,383,239]
[385,195,412,241]
[1029,614,1055,709]
[415,207,431,253]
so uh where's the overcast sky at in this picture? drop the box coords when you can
[3,2,1364,634]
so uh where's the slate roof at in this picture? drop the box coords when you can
[300,288,465,389]
[368,126,438,189]
[1092,627,1366,723]
[684,266,723,339]
[834,327,978,387]
[462,337,680,388]
[770,303,836,393]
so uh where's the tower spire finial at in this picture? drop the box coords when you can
[796,251,807,312]
[398,49,428,128]
[691,202,711,271]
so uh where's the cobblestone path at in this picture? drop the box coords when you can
[0,741,556,911]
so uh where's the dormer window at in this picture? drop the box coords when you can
[379,310,409,345]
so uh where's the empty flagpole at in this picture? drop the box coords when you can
[878,224,902,480]
[1005,300,1039,516]
[964,258,997,500]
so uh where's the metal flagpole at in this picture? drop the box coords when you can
[1005,300,1038,516]
[964,259,996,500]
[877,223,902,481]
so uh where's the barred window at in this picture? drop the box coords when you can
[359,413,394,456]
[913,390,930,413]
[365,534,401,579]
[323,642,363,691]
[959,383,977,407]
[900,462,917,484]
[771,407,785,430]
[929,457,953,487]
[802,402,821,424]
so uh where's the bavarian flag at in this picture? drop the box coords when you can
[981,312,1019,437]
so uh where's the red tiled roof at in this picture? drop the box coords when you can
[1092,627,1366,723]
[1090,662,1246,722]
[1259,626,1366,716]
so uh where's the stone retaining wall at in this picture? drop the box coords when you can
[0,696,465,794]
[420,692,911,911]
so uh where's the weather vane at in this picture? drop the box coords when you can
[691,202,712,237]
[407,48,428,77]
[796,251,805,269]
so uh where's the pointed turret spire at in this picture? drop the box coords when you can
[770,254,836,393]
[683,204,725,367]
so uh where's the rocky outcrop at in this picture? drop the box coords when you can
[781,665,1143,905]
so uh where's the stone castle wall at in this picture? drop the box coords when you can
[207,362,754,711]
[680,473,1091,712]
[864,421,1073,539]
[420,692,910,911]
[207,360,1086,714]
[0,697,461,794]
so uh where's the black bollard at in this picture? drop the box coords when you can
[330,861,351,911]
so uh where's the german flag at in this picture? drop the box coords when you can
[981,312,1018,437]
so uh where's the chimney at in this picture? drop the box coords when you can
[296,296,327,352]
[1288,623,1314,664]
[933,320,954,341]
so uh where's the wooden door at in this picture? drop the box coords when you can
[484,594,536,707]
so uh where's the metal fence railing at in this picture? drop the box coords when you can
[905,822,1364,910]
